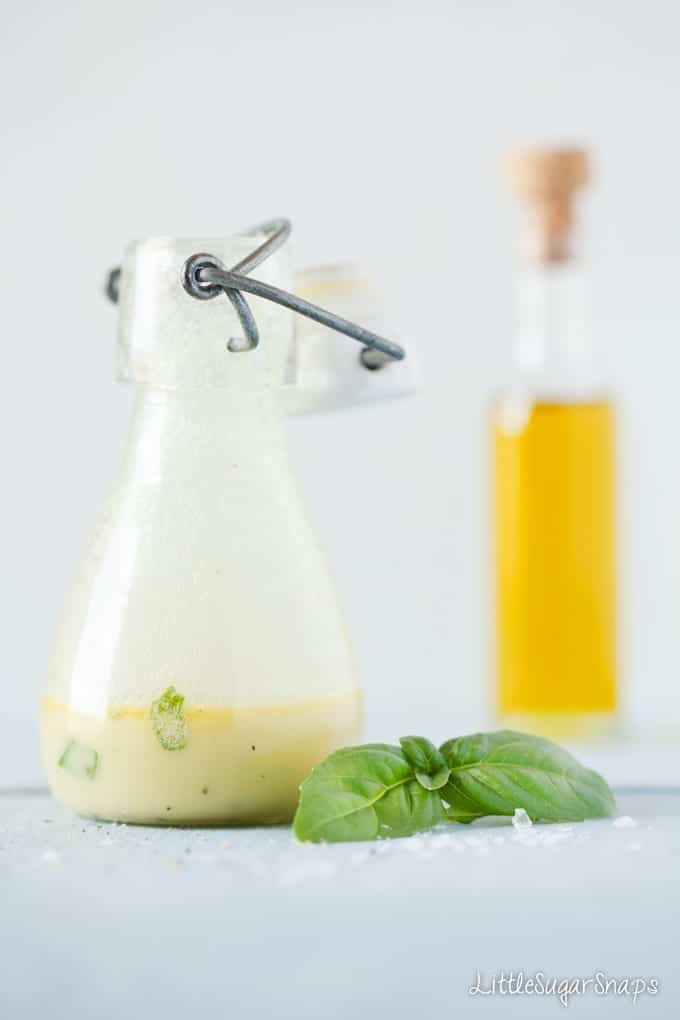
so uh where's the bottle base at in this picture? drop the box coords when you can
[41,691,363,827]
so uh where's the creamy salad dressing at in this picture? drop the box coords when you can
[42,691,363,825]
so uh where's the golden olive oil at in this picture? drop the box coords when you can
[494,399,617,738]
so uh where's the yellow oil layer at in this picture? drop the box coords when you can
[41,691,363,825]
[494,400,617,737]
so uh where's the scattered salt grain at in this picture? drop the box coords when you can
[278,858,338,887]
[221,840,232,849]
[511,827,540,846]
[429,833,455,850]
[512,808,532,830]
[627,842,642,853]
[537,829,566,847]
[350,850,370,865]
[613,816,638,830]
[41,849,60,863]
[403,837,428,853]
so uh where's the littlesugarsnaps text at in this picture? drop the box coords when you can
[468,971,660,1008]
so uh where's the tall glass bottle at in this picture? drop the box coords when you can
[494,148,617,740]
[42,233,363,825]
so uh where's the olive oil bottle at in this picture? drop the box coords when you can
[494,148,617,739]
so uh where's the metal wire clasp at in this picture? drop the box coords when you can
[106,218,405,367]
[181,218,406,366]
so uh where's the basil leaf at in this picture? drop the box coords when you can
[440,730,617,823]
[439,780,486,824]
[292,729,617,843]
[399,736,446,774]
[400,735,450,791]
[375,778,445,834]
[293,744,444,842]
[414,768,451,792]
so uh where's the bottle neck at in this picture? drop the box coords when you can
[511,259,602,400]
[122,380,287,483]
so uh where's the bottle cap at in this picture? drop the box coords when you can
[504,147,590,261]
[116,233,293,389]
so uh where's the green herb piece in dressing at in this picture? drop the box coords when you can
[58,739,99,779]
[151,686,188,751]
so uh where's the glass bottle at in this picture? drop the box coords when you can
[41,233,363,824]
[493,149,618,740]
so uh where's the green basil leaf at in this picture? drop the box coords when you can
[374,778,445,835]
[440,730,617,822]
[399,735,447,775]
[293,743,444,842]
[440,779,486,824]
[399,736,450,791]
[415,767,451,791]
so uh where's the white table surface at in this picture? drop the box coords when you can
[2,743,679,1020]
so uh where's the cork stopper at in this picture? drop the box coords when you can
[504,147,589,262]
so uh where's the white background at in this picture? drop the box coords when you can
[3,0,680,785]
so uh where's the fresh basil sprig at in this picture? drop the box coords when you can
[293,729,616,843]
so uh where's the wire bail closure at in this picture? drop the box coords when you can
[107,218,406,367]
